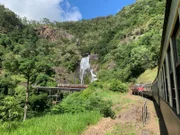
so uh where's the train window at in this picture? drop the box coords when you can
[166,77,169,102]
[161,72,164,99]
[167,48,172,73]
[171,73,176,109]
[175,23,180,113]
[160,72,165,99]
[164,62,169,102]
[162,66,166,100]
[176,65,180,101]
[158,73,162,98]
[165,54,173,107]
[174,17,180,63]
[164,62,169,103]
[176,29,180,62]
[167,45,177,109]
[175,25,180,110]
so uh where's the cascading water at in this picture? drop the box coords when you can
[90,69,97,82]
[80,54,97,85]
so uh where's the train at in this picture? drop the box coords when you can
[133,0,180,134]
[131,83,152,97]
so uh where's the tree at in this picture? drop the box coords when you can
[3,39,56,120]
[3,42,38,121]
[18,58,36,121]
[42,18,51,24]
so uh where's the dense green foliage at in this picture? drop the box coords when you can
[51,85,115,118]
[0,4,57,121]
[0,5,22,33]
[0,96,23,123]
[109,79,128,93]
[0,0,165,133]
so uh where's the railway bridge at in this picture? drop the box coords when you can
[33,84,88,103]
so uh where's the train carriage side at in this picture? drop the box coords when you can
[142,83,153,98]
[152,79,160,105]
[152,0,180,134]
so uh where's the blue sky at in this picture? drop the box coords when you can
[67,0,136,20]
[0,0,136,21]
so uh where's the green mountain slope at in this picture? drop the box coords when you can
[0,5,22,33]
[0,0,165,83]
[0,0,165,127]
[46,0,165,81]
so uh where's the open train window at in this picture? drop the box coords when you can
[174,16,180,64]
[167,47,172,73]
[164,62,169,102]
[161,71,165,99]
[158,72,163,98]
[170,72,176,109]
[175,30,180,64]
[162,66,167,100]
[174,18,180,112]
[176,64,180,101]
[167,46,176,109]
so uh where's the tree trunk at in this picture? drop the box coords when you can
[23,77,29,121]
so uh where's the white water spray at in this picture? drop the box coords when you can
[80,54,97,85]
[90,69,97,82]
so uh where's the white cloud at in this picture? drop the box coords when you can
[0,0,82,22]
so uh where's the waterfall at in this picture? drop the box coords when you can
[90,69,97,82]
[80,54,97,85]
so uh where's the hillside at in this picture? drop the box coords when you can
[0,0,165,83]
[34,0,165,82]
[0,0,165,134]
[137,68,158,83]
